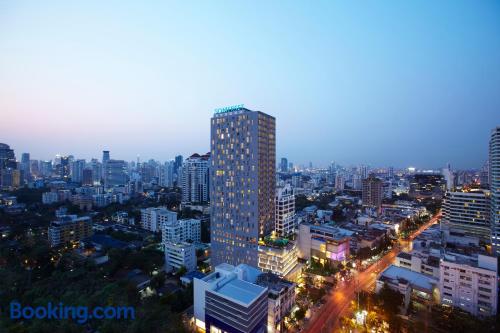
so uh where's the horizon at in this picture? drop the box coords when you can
[2,1,500,168]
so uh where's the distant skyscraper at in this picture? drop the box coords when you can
[180,153,210,204]
[480,160,490,189]
[210,107,276,267]
[82,168,93,186]
[359,165,369,179]
[489,127,500,255]
[70,159,86,183]
[104,160,128,188]
[442,163,455,190]
[20,153,31,183]
[57,156,70,178]
[174,155,183,175]
[159,160,175,188]
[362,175,383,211]
[280,157,288,172]
[102,150,110,164]
[335,173,345,191]
[0,143,16,169]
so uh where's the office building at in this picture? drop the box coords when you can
[20,153,31,183]
[335,173,345,191]
[362,175,383,211]
[70,159,86,183]
[409,173,446,199]
[490,127,500,255]
[442,189,491,243]
[164,242,196,273]
[104,159,127,188]
[210,107,276,267]
[180,153,210,204]
[48,215,93,247]
[194,263,268,333]
[275,185,296,237]
[174,154,183,175]
[140,206,177,233]
[440,253,498,316]
[280,157,288,172]
[0,143,16,169]
[159,160,175,188]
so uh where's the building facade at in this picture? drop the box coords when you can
[362,176,383,211]
[439,253,498,316]
[48,215,93,247]
[442,190,491,243]
[180,153,210,204]
[210,107,276,267]
[140,207,177,233]
[275,185,295,237]
[164,242,196,273]
[490,127,500,255]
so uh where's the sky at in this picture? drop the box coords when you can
[1,1,499,169]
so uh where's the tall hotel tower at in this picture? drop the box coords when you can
[490,127,500,255]
[210,106,276,267]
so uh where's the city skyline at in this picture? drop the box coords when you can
[2,1,500,168]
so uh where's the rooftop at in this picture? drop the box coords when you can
[380,265,437,291]
[215,278,267,306]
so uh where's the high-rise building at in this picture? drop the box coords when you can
[180,153,210,204]
[102,150,110,164]
[480,160,490,189]
[103,160,127,188]
[0,143,16,169]
[210,107,276,267]
[159,160,175,188]
[490,127,500,255]
[362,175,383,211]
[174,154,183,175]
[20,153,31,183]
[275,185,295,237]
[82,168,93,186]
[442,189,491,243]
[335,173,345,191]
[280,157,288,172]
[70,159,86,183]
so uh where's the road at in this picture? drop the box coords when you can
[303,213,441,333]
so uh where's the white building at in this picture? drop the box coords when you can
[159,160,175,188]
[162,218,201,244]
[194,263,268,333]
[164,242,196,273]
[395,251,440,279]
[180,153,210,204]
[376,265,438,311]
[275,185,296,237]
[489,127,500,255]
[140,207,177,233]
[439,253,498,316]
[258,238,298,278]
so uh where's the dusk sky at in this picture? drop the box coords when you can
[1,1,499,169]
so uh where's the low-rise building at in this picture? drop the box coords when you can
[162,218,201,244]
[376,265,439,312]
[395,251,441,279]
[164,242,196,273]
[256,273,296,333]
[258,236,298,278]
[140,206,177,233]
[439,253,498,316]
[194,263,268,333]
[298,223,351,263]
[48,215,93,247]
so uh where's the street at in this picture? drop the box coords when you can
[303,213,441,333]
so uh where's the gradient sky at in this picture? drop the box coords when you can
[1,1,499,169]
